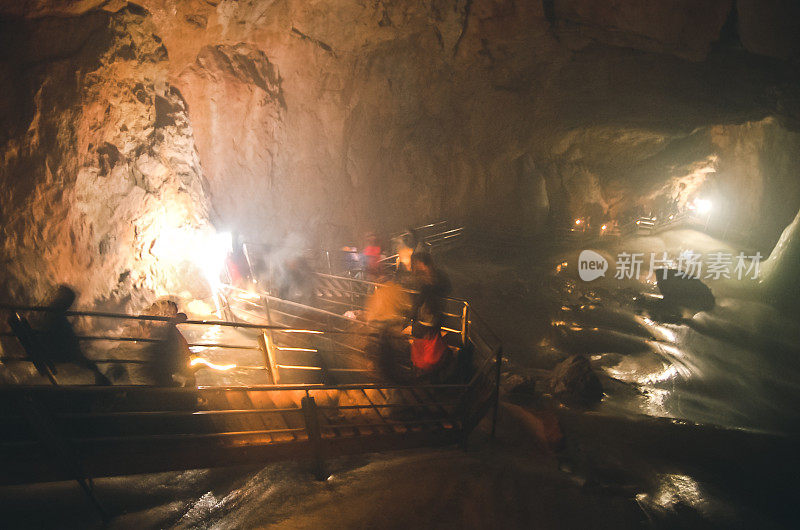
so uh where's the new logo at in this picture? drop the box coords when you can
[578,250,608,281]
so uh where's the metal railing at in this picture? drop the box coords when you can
[0,303,358,380]
[376,221,465,271]
[0,299,500,470]
[310,272,468,341]
[292,271,502,434]
[0,218,500,495]
[0,282,499,410]
[618,215,657,237]
[239,220,465,282]
[1,285,501,510]
[651,211,711,233]
[217,269,502,438]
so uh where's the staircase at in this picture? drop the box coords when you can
[0,382,465,485]
[0,288,500,486]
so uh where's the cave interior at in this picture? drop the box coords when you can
[1,0,800,528]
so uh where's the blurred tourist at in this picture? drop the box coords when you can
[394,228,421,287]
[409,252,451,374]
[365,282,413,383]
[361,232,383,280]
[226,232,250,287]
[342,246,361,277]
[144,300,195,387]
[38,285,111,385]
[278,255,314,304]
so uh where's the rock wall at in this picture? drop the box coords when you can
[177,43,286,240]
[136,0,800,242]
[737,0,800,60]
[0,7,212,307]
[552,0,733,60]
[1,0,799,305]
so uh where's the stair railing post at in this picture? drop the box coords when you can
[259,331,279,385]
[242,242,255,285]
[301,393,327,481]
[261,295,280,384]
[460,303,469,347]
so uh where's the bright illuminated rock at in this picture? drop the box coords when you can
[0,7,211,307]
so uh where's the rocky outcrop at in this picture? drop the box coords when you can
[111,0,800,244]
[657,270,716,312]
[504,373,538,400]
[548,354,604,405]
[0,7,211,307]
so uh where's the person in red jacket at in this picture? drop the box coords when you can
[361,232,383,279]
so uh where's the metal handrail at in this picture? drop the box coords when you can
[238,220,459,265]
[312,272,469,305]
[1,331,261,350]
[0,382,469,392]
[260,292,377,329]
[1,290,499,396]
[312,275,482,332]
[0,303,376,336]
[310,271,502,424]
[463,301,501,346]
[0,300,383,382]
[1,278,501,491]
[0,401,462,422]
[2,231,490,395]
[308,271,502,431]
[388,220,449,239]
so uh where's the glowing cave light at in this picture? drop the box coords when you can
[692,198,712,214]
[149,216,232,289]
[147,215,233,315]
[190,357,237,371]
[201,231,233,288]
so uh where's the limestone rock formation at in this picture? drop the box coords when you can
[177,43,286,241]
[0,7,211,307]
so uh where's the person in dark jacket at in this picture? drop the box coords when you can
[365,282,413,384]
[143,300,195,387]
[38,285,111,385]
[408,252,451,372]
